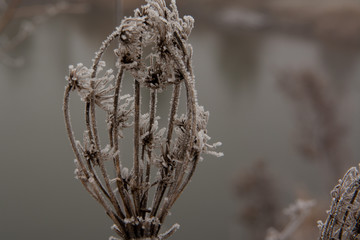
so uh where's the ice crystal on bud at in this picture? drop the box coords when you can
[121,167,130,180]
[63,0,221,239]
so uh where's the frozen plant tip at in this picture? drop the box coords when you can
[318,165,360,240]
[63,0,222,239]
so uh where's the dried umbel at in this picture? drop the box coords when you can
[63,0,222,239]
[318,166,360,240]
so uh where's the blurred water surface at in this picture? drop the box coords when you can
[1,1,360,240]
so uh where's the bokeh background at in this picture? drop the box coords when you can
[1,0,360,239]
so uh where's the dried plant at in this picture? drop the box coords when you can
[266,199,316,240]
[279,70,348,178]
[0,0,21,34]
[235,161,281,240]
[318,165,360,240]
[63,0,222,239]
[0,1,87,66]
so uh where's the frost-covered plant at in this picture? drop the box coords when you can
[318,165,360,240]
[63,0,222,239]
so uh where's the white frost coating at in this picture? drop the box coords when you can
[317,220,324,230]
[110,178,121,184]
[121,167,129,179]
[283,199,316,219]
[207,151,224,157]
[108,237,120,240]
[213,142,222,147]
[74,169,79,179]
[111,224,120,231]
[158,223,180,240]
[124,217,135,224]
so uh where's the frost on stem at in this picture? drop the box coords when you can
[63,0,222,239]
[266,199,315,240]
[318,165,360,240]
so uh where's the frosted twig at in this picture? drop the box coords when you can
[266,199,315,240]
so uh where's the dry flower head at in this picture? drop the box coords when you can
[63,0,222,239]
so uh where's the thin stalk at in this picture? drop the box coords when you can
[157,83,183,222]
[159,154,200,225]
[88,179,128,238]
[151,179,167,218]
[165,83,181,157]
[160,56,196,217]
[91,30,121,78]
[112,66,124,170]
[112,65,136,218]
[321,198,338,240]
[64,85,127,237]
[171,53,197,191]
[85,102,113,201]
[63,85,89,178]
[133,80,141,216]
[89,91,126,219]
[141,89,157,217]
[150,84,180,218]
[89,45,134,219]
[89,82,101,150]
[338,184,360,239]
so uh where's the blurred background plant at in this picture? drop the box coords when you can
[234,69,354,240]
[0,0,88,66]
[1,0,360,239]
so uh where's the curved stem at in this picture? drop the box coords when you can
[91,28,121,78]
[150,84,180,219]
[89,93,126,219]
[157,46,197,226]
[338,184,360,239]
[63,85,88,178]
[85,102,110,199]
[64,85,127,236]
[173,57,197,182]
[112,65,136,218]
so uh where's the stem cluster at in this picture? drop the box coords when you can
[63,1,222,239]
